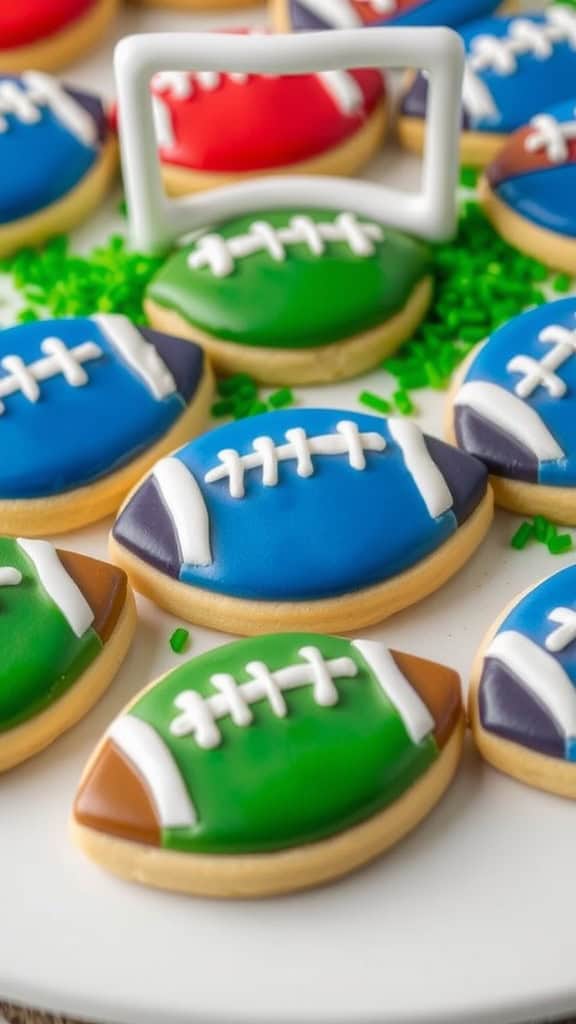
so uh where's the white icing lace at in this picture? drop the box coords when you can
[507,323,576,400]
[0,338,103,415]
[463,8,576,121]
[204,420,387,498]
[187,213,384,278]
[170,647,358,748]
[546,607,576,653]
[0,567,22,586]
[0,71,96,146]
[524,110,576,164]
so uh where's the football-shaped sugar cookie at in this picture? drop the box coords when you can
[148,67,386,195]
[399,8,576,168]
[0,315,212,536]
[145,210,432,385]
[110,408,493,635]
[72,632,465,896]
[470,565,576,798]
[0,72,116,254]
[0,537,135,772]
[448,297,576,524]
[481,99,576,274]
[274,0,504,33]
[0,1,117,73]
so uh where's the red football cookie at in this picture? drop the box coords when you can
[143,66,386,195]
[0,0,117,73]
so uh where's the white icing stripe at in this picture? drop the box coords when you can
[487,630,576,740]
[188,213,384,278]
[388,418,453,519]
[108,715,197,829]
[0,567,22,586]
[92,314,176,401]
[454,381,564,462]
[317,70,363,116]
[546,608,576,653]
[0,72,97,146]
[204,420,387,498]
[170,647,358,749]
[293,0,362,28]
[525,110,576,164]
[17,539,93,639]
[153,458,212,567]
[352,640,434,744]
[0,339,102,414]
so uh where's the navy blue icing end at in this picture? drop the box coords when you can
[113,475,181,579]
[425,435,488,526]
[479,657,565,760]
[140,326,205,405]
[454,406,539,484]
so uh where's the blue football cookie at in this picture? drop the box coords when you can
[273,0,504,33]
[0,71,117,255]
[470,564,576,798]
[448,297,576,524]
[481,98,576,274]
[398,7,576,167]
[110,408,493,635]
[0,314,213,535]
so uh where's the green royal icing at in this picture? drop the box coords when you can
[147,210,431,350]
[130,634,439,855]
[0,538,101,733]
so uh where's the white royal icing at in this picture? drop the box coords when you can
[92,314,177,401]
[17,539,93,638]
[169,646,358,748]
[463,8,576,121]
[108,715,197,829]
[187,213,384,278]
[525,109,576,164]
[353,640,434,744]
[487,630,576,740]
[153,457,213,567]
[0,72,97,146]
[546,607,576,653]
[507,323,576,400]
[0,339,103,415]
[0,567,22,586]
[204,419,387,499]
[454,381,565,462]
[388,419,453,519]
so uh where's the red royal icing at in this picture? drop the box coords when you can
[150,69,385,174]
[487,123,576,188]
[353,0,426,25]
[0,0,95,50]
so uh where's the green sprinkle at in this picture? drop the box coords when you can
[510,522,534,550]
[268,387,294,409]
[358,390,391,414]
[211,399,233,418]
[218,373,257,397]
[552,273,572,294]
[533,515,552,543]
[460,166,479,190]
[548,534,573,555]
[393,389,415,416]
[170,628,190,654]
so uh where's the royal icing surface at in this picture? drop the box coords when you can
[401,8,576,135]
[112,408,488,602]
[487,98,576,239]
[0,315,206,500]
[478,565,576,761]
[147,210,430,349]
[0,537,100,733]
[74,633,462,853]
[0,0,95,50]
[0,72,108,224]
[150,66,384,173]
[287,0,501,31]
[454,298,576,486]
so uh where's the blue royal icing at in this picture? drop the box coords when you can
[402,9,576,134]
[0,315,205,499]
[288,0,501,31]
[0,73,105,224]
[113,408,488,602]
[479,565,576,761]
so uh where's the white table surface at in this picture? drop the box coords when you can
[3,4,575,1024]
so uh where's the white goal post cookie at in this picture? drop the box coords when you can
[114,28,465,252]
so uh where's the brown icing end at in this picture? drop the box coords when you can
[74,739,161,847]
[57,550,127,643]
[390,651,462,749]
